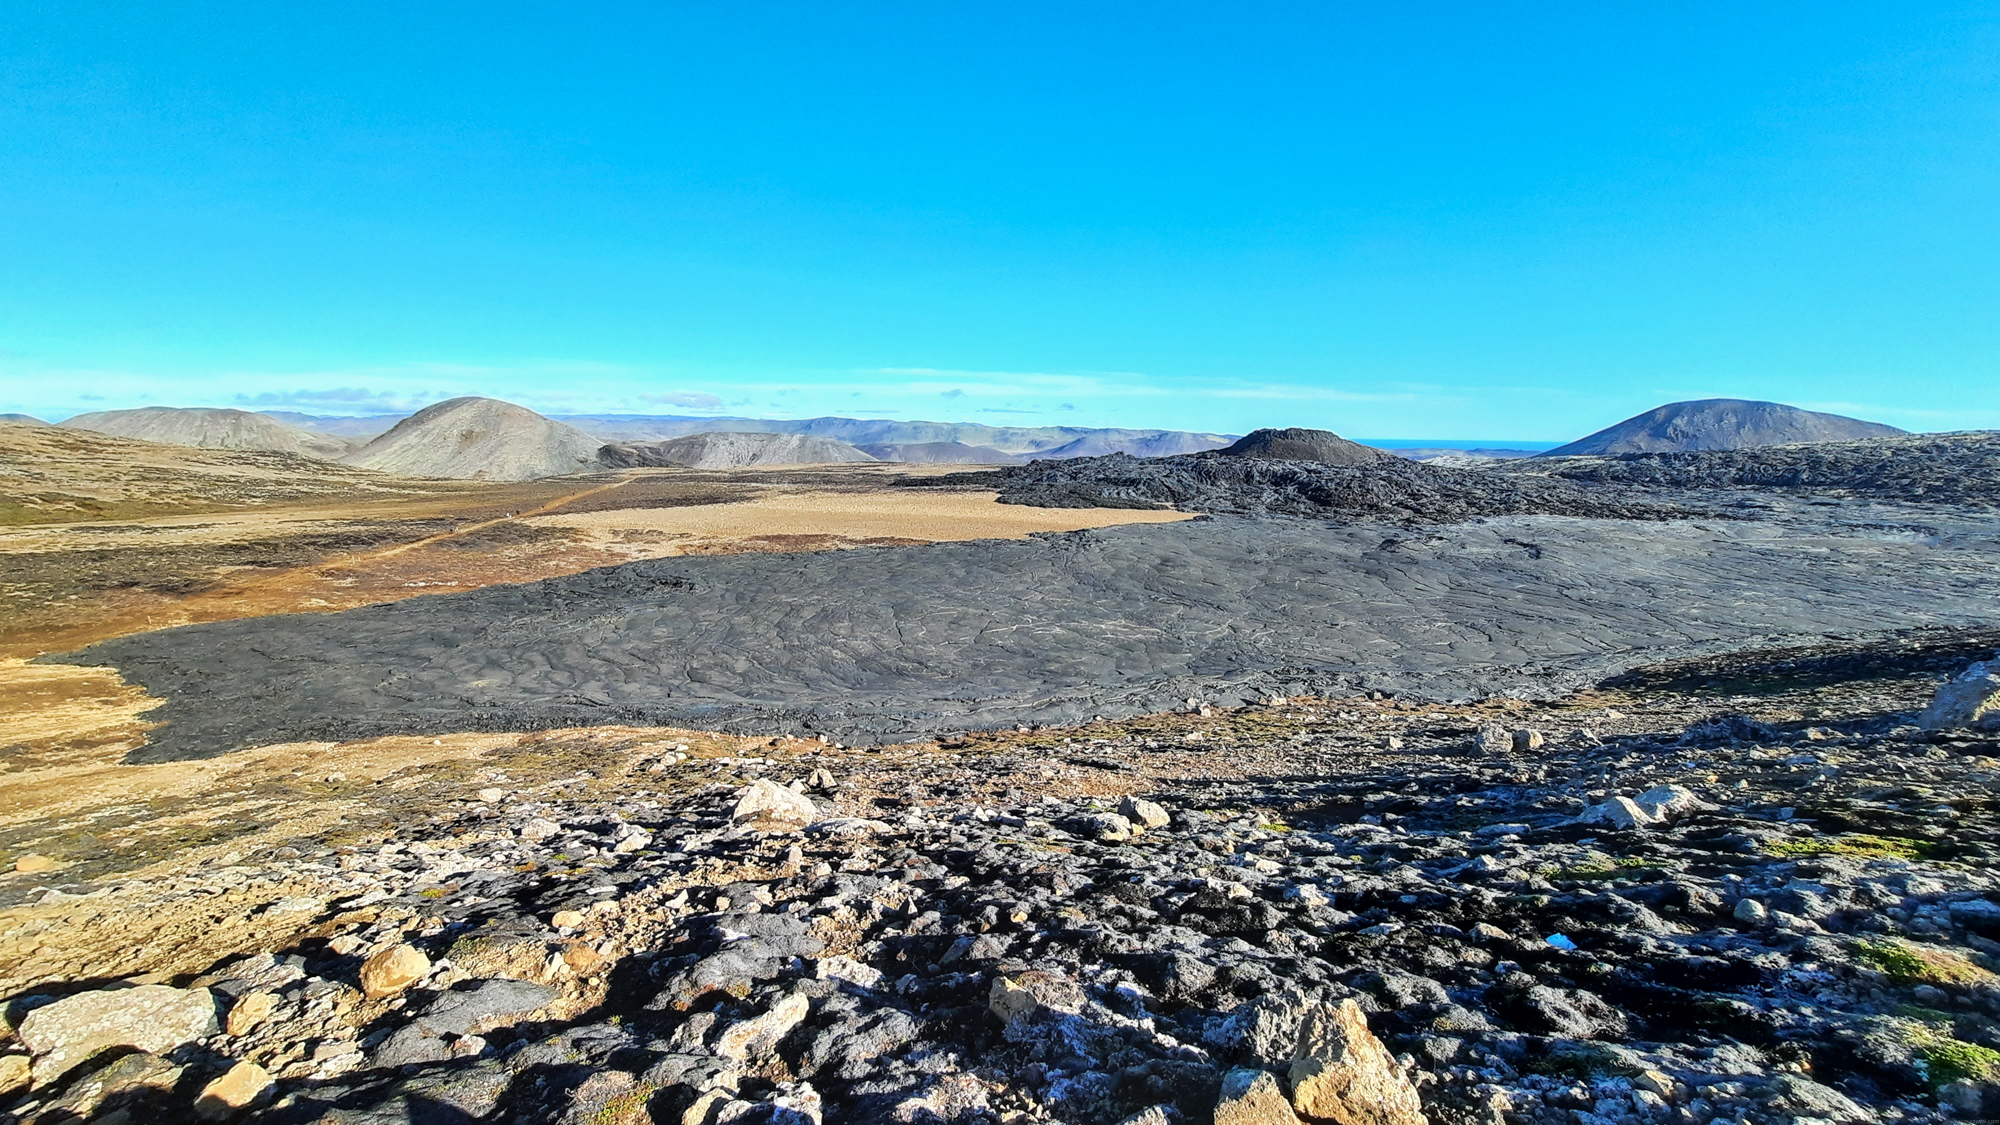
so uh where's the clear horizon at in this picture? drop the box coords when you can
[3,4,1995,438]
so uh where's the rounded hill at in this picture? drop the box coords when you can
[1543,399,1905,457]
[59,407,354,460]
[1215,427,1387,465]
[342,397,601,481]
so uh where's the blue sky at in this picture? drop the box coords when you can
[1,3,1995,439]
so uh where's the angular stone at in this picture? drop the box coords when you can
[415,978,557,1036]
[1215,1067,1302,1125]
[1118,1107,1172,1125]
[1633,784,1708,820]
[370,1023,454,1068]
[551,909,587,928]
[1511,729,1545,752]
[714,992,811,1062]
[359,943,432,998]
[18,985,217,1086]
[1949,898,2000,934]
[1289,998,1426,1125]
[1574,796,1658,830]
[1473,725,1511,755]
[0,1054,25,1095]
[194,1060,275,1120]
[225,991,278,1036]
[988,970,1084,1024]
[732,779,820,831]
[30,1050,182,1122]
[1763,1075,1875,1124]
[1081,812,1136,841]
[1920,662,2000,731]
[1119,796,1172,829]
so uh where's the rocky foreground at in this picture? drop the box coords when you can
[5,640,2000,1125]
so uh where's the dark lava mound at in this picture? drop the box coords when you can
[1214,426,1386,465]
[929,449,1687,523]
[1515,431,2000,507]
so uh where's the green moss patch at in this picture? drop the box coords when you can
[1857,939,1994,987]
[1767,833,1936,861]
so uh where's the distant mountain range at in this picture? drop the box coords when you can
[599,432,876,470]
[43,396,1920,482]
[553,414,1236,458]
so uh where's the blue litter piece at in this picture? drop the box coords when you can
[1545,933,1579,951]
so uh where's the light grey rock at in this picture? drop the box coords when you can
[1920,661,2000,731]
[714,993,811,1062]
[1734,898,1769,925]
[1213,1066,1301,1125]
[1575,796,1658,830]
[1119,796,1172,830]
[1080,812,1136,841]
[1634,784,1709,820]
[1762,1075,1876,1123]
[17,985,217,1086]
[732,780,819,831]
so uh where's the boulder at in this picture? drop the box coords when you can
[714,993,811,1062]
[13,853,59,874]
[732,779,820,831]
[1214,1067,1303,1125]
[1948,898,2000,935]
[1919,661,2000,731]
[17,985,218,1086]
[225,991,279,1036]
[1762,1075,1876,1124]
[415,978,557,1036]
[989,971,1084,1025]
[1511,729,1545,752]
[194,1060,275,1120]
[1574,796,1658,830]
[1080,812,1136,841]
[1289,998,1427,1125]
[1473,725,1511,755]
[26,1050,182,1121]
[359,943,432,998]
[1120,795,1172,830]
[1633,784,1708,820]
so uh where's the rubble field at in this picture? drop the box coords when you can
[5,631,2000,1124]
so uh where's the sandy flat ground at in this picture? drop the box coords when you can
[525,487,1191,558]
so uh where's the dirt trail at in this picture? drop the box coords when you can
[345,474,637,563]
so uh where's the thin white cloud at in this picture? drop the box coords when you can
[639,391,725,410]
